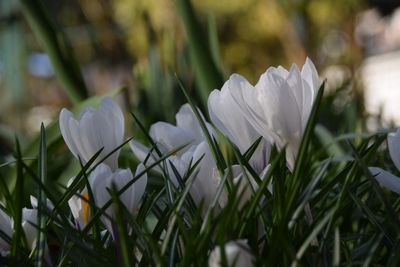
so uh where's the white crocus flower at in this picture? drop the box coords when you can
[22,196,54,251]
[369,128,400,194]
[129,103,216,166]
[130,104,222,214]
[68,180,90,230]
[232,58,320,171]
[68,163,147,235]
[208,75,272,206]
[0,207,37,254]
[208,74,271,174]
[185,142,221,213]
[0,197,53,254]
[59,97,125,171]
[208,240,255,267]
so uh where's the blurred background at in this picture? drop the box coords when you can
[1,0,400,157]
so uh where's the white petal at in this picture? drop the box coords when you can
[30,196,38,208]
[285,140,300,172]
[176,104,203,143]
[88,164,144,236]
[90,165,114,218]
[97,114,120,169]
[100,97,125,146]
[244,71,278,143]
[30,196,54,211]
[211,168,228,208]
[208,240,254,267]
[299,80,314,129]
[78,107,96,119]
[369,167,400,194]
[79,111,108,165]
[90,164,112,184]
[301,57,320,97]
[208,89,229,134]
[176,103,216,144]
[0,207,12,251]
[166,149,195,187]
[67,118,90,162]
[129,140,162,173]
[78,110,99,160]
[59,97,125,170]
[231,167,254,209]
[260,73,301,141]
[59,109,80,159]
[67,177,87,228]
[273,65,290,77]
[257,70,304,168]
[68,194,84,228]
[388,128,400,171]
[129,140,151,163]
[301,58,320,128]
[208,77,262,154]
[190,142,217,211]
[228,74,273,144]
[149,122,192,153]
[286,64,304,118]
[213,75,271,171]
[249,140,271,174]
[21,208,38,250]
[113,168,136,213]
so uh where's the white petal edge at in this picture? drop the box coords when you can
[59,109,80,159]
[369,167,400,195]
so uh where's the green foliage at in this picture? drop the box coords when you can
[1,1,398,266]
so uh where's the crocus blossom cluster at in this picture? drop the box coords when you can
[60,97,147,236]
[58,58,320,235]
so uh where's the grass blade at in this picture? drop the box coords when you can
[35,123,47,267]
[291,208,335,266]
[239,149,286,237]
[11,137,26,265]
